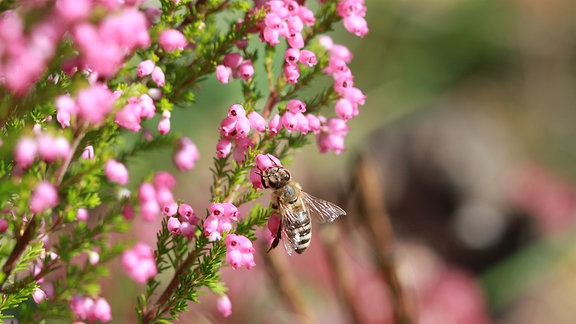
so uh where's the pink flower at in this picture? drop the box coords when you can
[55,0,92,23]
[343,16,369,38]
[228,104,246,119]
[225,234,255,270]
[90,297,112,323]
[152,66,165,87]
[337,0,367,18]
[32,288,47,304]
[115,102,142,132]
[138,94,156,119]
[82,145,94,160]
[281,111,298,132]
[288,32,304,49]
[76,85,115,125]
[167,217,181,235]
[295,112,309,134]
[223,53,243,69]
[248,111,266,132]
[178,203,197,223]
[173,137,200,171]
[159,29,187,52]
[77,208,88,221]
[140,200,160,222]
[37,134,71,162]
[285,48,300,65]
[70,295,93,321]
[335,98,355,120]
[104,159,129,185]
[268,114,281,135]
[158,111,171,135]
[234,116,251,138]
[55,94,77,128]
[343,87,366,106]
[217,295,232,317]
[267,212,282,238]
[30,182,58,214]
[287,99,306,113]
[232,137,253,164]
[237,61,254,81]
[284,64,299,84]
[254,153,282,171]
[216,137,232,158]
[14,137,38,168]
[216,65,232,84]
[154,171,176,189]
[219,117,237,137]
[203,215,221,241]
[250,167,263,189]
[161,201,178,217]
[298,49,317,67]
[137,59,155,77]
[0,218,8,234]
[122,243,157,284]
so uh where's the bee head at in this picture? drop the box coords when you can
[262,167,291,189]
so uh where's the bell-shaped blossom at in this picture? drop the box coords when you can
[82,145,95,160]
[268,114,281,135]
[122,243,157,284]
[32,288,47,304]
[158,110,171,135]
[248,111,266,133]
[76,84,115,125]
[216,137,232,158]
[167,217,181,235]
[228,104,246,119]
[161,201,178,217]
[173,137,200,171]
[115,102,142,132]
[335,98,355,120]
[237,61,254,81]
[286,99,306,113]
[285,48,300,65]
[234,117,251,138]
[216,65,232,84]
[152,66,165,87]
[30,182,58,214]
[104,159,129,185]
[159,29,187,52]
[298,49,317,67]
[178,203,198,224]
[217,295,232,317]
[14,137,38,168]
[137,59,155,77]
[284,64,299,84]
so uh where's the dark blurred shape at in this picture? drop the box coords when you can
[353,106,537,273]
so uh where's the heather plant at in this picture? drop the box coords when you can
[0,0,367,322]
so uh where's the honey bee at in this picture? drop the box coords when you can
[259,161,346,255]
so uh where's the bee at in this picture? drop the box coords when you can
[259,161,346,255]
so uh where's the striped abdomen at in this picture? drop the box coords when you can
[284,208,312,254]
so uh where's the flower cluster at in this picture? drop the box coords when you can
[216,53,255,84]
[137,59,166,87]
[69,295,112,323]
[163,203,200,239]
[14,133,71,170]
[114,94,156,133]
[70,7,150,78]
[55,84,117,127]
[225,234,256,270]
[203,203,240,241]
[258,0,315,48]
[138,171,178,222]
[217,104,267,163]
[337,0,369,37]
[121,242,158,284]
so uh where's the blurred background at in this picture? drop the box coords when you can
[111,0,576,323]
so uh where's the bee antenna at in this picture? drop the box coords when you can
[267,154,279,167]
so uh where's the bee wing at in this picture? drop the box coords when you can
[301,192,346,223]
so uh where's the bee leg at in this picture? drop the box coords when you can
[267,222,283,253]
